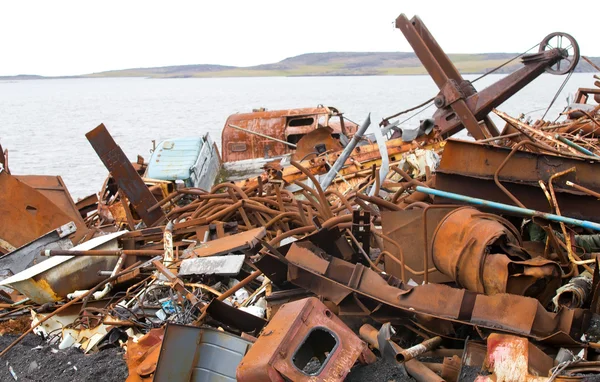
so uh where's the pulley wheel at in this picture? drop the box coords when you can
[538,32,580,75]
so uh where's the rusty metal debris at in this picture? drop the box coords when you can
[237,297,375,381]
[2,11,600,382]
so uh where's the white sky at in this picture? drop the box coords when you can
[1,0,597,76]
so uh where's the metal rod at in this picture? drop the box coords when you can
[566,181,600,199]
[396,336,442,363]
[195,269,263,323]
[555,134,600,157]
[415,186,600,231]
[476,122,573,143]
[359,324,444,382]
[44,249,164,256]
[228,123,296,148]
[320,113,371,190]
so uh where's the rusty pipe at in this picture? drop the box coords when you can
[566,181,600,199]
[359,324,445,382]
[395,336,442,363]
[44,249,164,257]
[291,160,333,219]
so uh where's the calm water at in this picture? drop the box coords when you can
[0,73,597,199]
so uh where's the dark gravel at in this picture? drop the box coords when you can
[0,334,128,382]
[346,358,416,382]
[458,365,482,382]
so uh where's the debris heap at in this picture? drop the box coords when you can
[1,12,600,382]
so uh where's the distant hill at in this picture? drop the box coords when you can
[1,52,599,79]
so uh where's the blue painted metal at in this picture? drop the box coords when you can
[554,134,600,158]
[416,186,600,231]
[146,134,220,191]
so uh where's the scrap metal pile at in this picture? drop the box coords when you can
[2,12,600,382]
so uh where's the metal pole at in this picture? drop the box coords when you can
[554,134,599,157]
[320,113,371,190]
[415,186,600,231]
[43,249,164,256]
[566,181,600,199]
[228,124,296,148]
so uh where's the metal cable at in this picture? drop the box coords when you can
[472,42,540,83]
[542,70,574,120]
[383,42,540,127]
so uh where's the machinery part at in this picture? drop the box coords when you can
[236,297,376,382]
[395,14,577,139]
[539,32,580,75]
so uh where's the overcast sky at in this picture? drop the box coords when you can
[1,0,596,76]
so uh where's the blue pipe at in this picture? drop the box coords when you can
[554,134,600,158]
[415,186,600,232]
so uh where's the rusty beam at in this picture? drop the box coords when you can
[435,139,600,222]
[86,124,166,227]
[274,242,586,345]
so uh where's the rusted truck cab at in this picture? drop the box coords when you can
[221,106,357,163]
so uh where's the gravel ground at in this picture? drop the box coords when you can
[346,358,416,382]
[0,334,128,382]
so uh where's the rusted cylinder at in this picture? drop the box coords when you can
[44,249,164,257]
[395,336,442,363]
[359,325,445,382]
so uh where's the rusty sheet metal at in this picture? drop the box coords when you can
[185,227,266,257]
[15,175,88,241]
[125,327,164,382]
[476,334,554,382]
[381,208,455,284]
[222,106,358,163]
[292,126,343,161]
[236,296,375,382]
[274,242,586,345]
[0,171,81,248]
[75,193,98,217]
[86,124,166,227]
[436,139,600,222]
[432,207,561,305]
